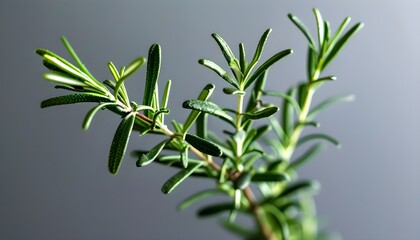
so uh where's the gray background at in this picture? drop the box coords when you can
[1,0,419,239]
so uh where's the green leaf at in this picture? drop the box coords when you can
[197,202,234,217]
[282,87,297,136]
[161,162,204,194]
[288,13,316,48]
[161,79,171,110]
[242,150,264,169]
[60,36,95,81]
[325,17,351,57]
[185,133,223,157]
[143,44,161,117]
[114,57,146,101]
[41,94,111,108]
[268,117,286,143]
[103,79,116,90]
[312,75,336,83]
[182,100,234,126]
[313,8,325,51]
[211,33,236,65]
[245,49,293,89]
[43,71,87,87]
[301,121,321,128]
[196,113,208,139]
[108,113,136,174]
[42,59,67,74]
[223,88,245,95]
[288,144,325,170]
[220,220,255,237]
[249,28,272,69]
[323,22,364,70]
[82,102,118,130]
[183,84,215,133]
[242,106,279,121]
[244,70,268,124]
[198,59,238,88]
[251,173,290,182]
[308,94,355,120]
[178,189,225,211]
[323,20,332,53]
[297,133,341,148]
[37,49,90,83]
[124,57,146,78]
[279,180,320,198]
[239,43,247,72]
[108,62,120,81]
[263,204,290,240]
[307,45,318,80]
[181,146,189,168]
[310,76,336,90]
[263,90,301,114]
[136,139,169,167]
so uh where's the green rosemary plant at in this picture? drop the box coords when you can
[36,9,362,240]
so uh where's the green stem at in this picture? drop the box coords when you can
[236,93,244,130]
[283,68,320,161]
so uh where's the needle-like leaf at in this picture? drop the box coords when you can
[248,29,272,74]
[245,49,293,89]
[182,99,234,126]
[178,189,225,211]
[263,90,301,114]
[161,162,204,194]
[60,36,96,81]
[279,180,321,198]
[183,84,215,134]
[282,88,297,136]
[114,57,146,102]
[313,8,325,51]
[43,71,87,87]
[198,59,238,88]
[322,22,364,70]
[211,33,236,65]
[263,204,290,240]
[41,94,111,108]
[251,173,290,182]
[325,17,351,56]
[288,13,316,48]
[108,113,135,174]
[239,43,247,72]
[137,139,169,167]
[143,44,161,117]
[297,133,341,148]
[223,88,245,95]
[197,202,234,217]
[242,106,279,121]
[288,143,326,170]
[308,94,355,120]
[196,113,208,139]
[83,102,118,130]
[185,133,223,157]
[307,45,318,80]
[181,146,189,168]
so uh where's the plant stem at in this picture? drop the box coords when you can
[283,68,320,160]
[243,187,276,240]
[236,94,244,130]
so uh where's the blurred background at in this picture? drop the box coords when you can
[1,0,419,239]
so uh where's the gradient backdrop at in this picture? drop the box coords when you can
[1,0,419,239]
